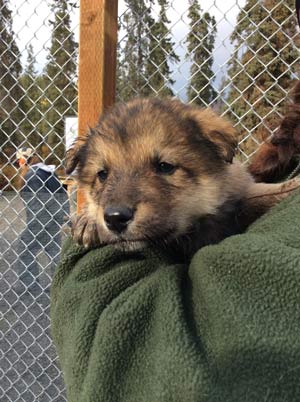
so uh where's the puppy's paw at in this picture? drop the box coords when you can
[71,211,101,249]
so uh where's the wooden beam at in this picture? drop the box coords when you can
[77,0,118,210]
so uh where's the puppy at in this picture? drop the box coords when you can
[249,81,300,182]
[66,98,300,257]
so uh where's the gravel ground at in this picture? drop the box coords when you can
[0,192,67,402]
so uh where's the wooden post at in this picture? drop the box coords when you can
[77,0,118,210]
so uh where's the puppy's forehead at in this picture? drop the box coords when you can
[103,100,175,139]
[92,98,197,150]
[88,124,172,168]
[85,98,223,172]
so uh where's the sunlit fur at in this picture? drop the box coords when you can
[67,97,255,252]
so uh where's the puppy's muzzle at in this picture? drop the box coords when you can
[104,206,134,233]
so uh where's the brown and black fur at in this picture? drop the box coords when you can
[67,97,300,258]
[249,81,300,182]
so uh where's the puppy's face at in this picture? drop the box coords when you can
[67,98,237,248]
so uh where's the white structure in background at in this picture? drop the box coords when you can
[65,116,78,151]
[64,116,78,214]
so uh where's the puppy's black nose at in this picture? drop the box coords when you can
[104,206,134,233]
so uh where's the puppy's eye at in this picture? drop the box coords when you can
[156,162,176,175]
[97,169,108,183]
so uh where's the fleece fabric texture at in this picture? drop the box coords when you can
[51,194,300,402]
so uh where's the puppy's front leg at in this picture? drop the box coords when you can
[72,209,102,249]
[239,178,300,230]
[246,177,300,207]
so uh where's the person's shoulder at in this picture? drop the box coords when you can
[24,166,51,188]
[35,167,51,179]
[40,169,66,193]
[23,167,40,183]
[24,167,35,178]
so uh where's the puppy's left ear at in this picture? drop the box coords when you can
[192,108,238,163]
[65,135,88,174]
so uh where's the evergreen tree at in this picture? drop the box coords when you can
[118,0,153,100]
[44,0,78,163]
[186,0,216,106]
[0,0,23,150]
[145,0,179,96]
[20,44,44,148]
[116,42,124,101]
[118,0,179,99]
[225,0,300,154]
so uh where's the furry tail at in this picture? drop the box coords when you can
[248,81,300,182]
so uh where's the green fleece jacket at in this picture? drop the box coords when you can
[51,194,300,402]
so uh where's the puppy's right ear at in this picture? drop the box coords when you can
[191,108,238,163]
[65,135,87,175]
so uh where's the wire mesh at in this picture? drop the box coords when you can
[1,0,300,401]
[0,0,78,400]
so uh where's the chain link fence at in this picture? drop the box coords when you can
[1,0,299,401]
[0,0,78,400]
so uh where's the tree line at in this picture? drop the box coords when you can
[1,0,299,167]
[117,0,216,103]
[0,0,77,166]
